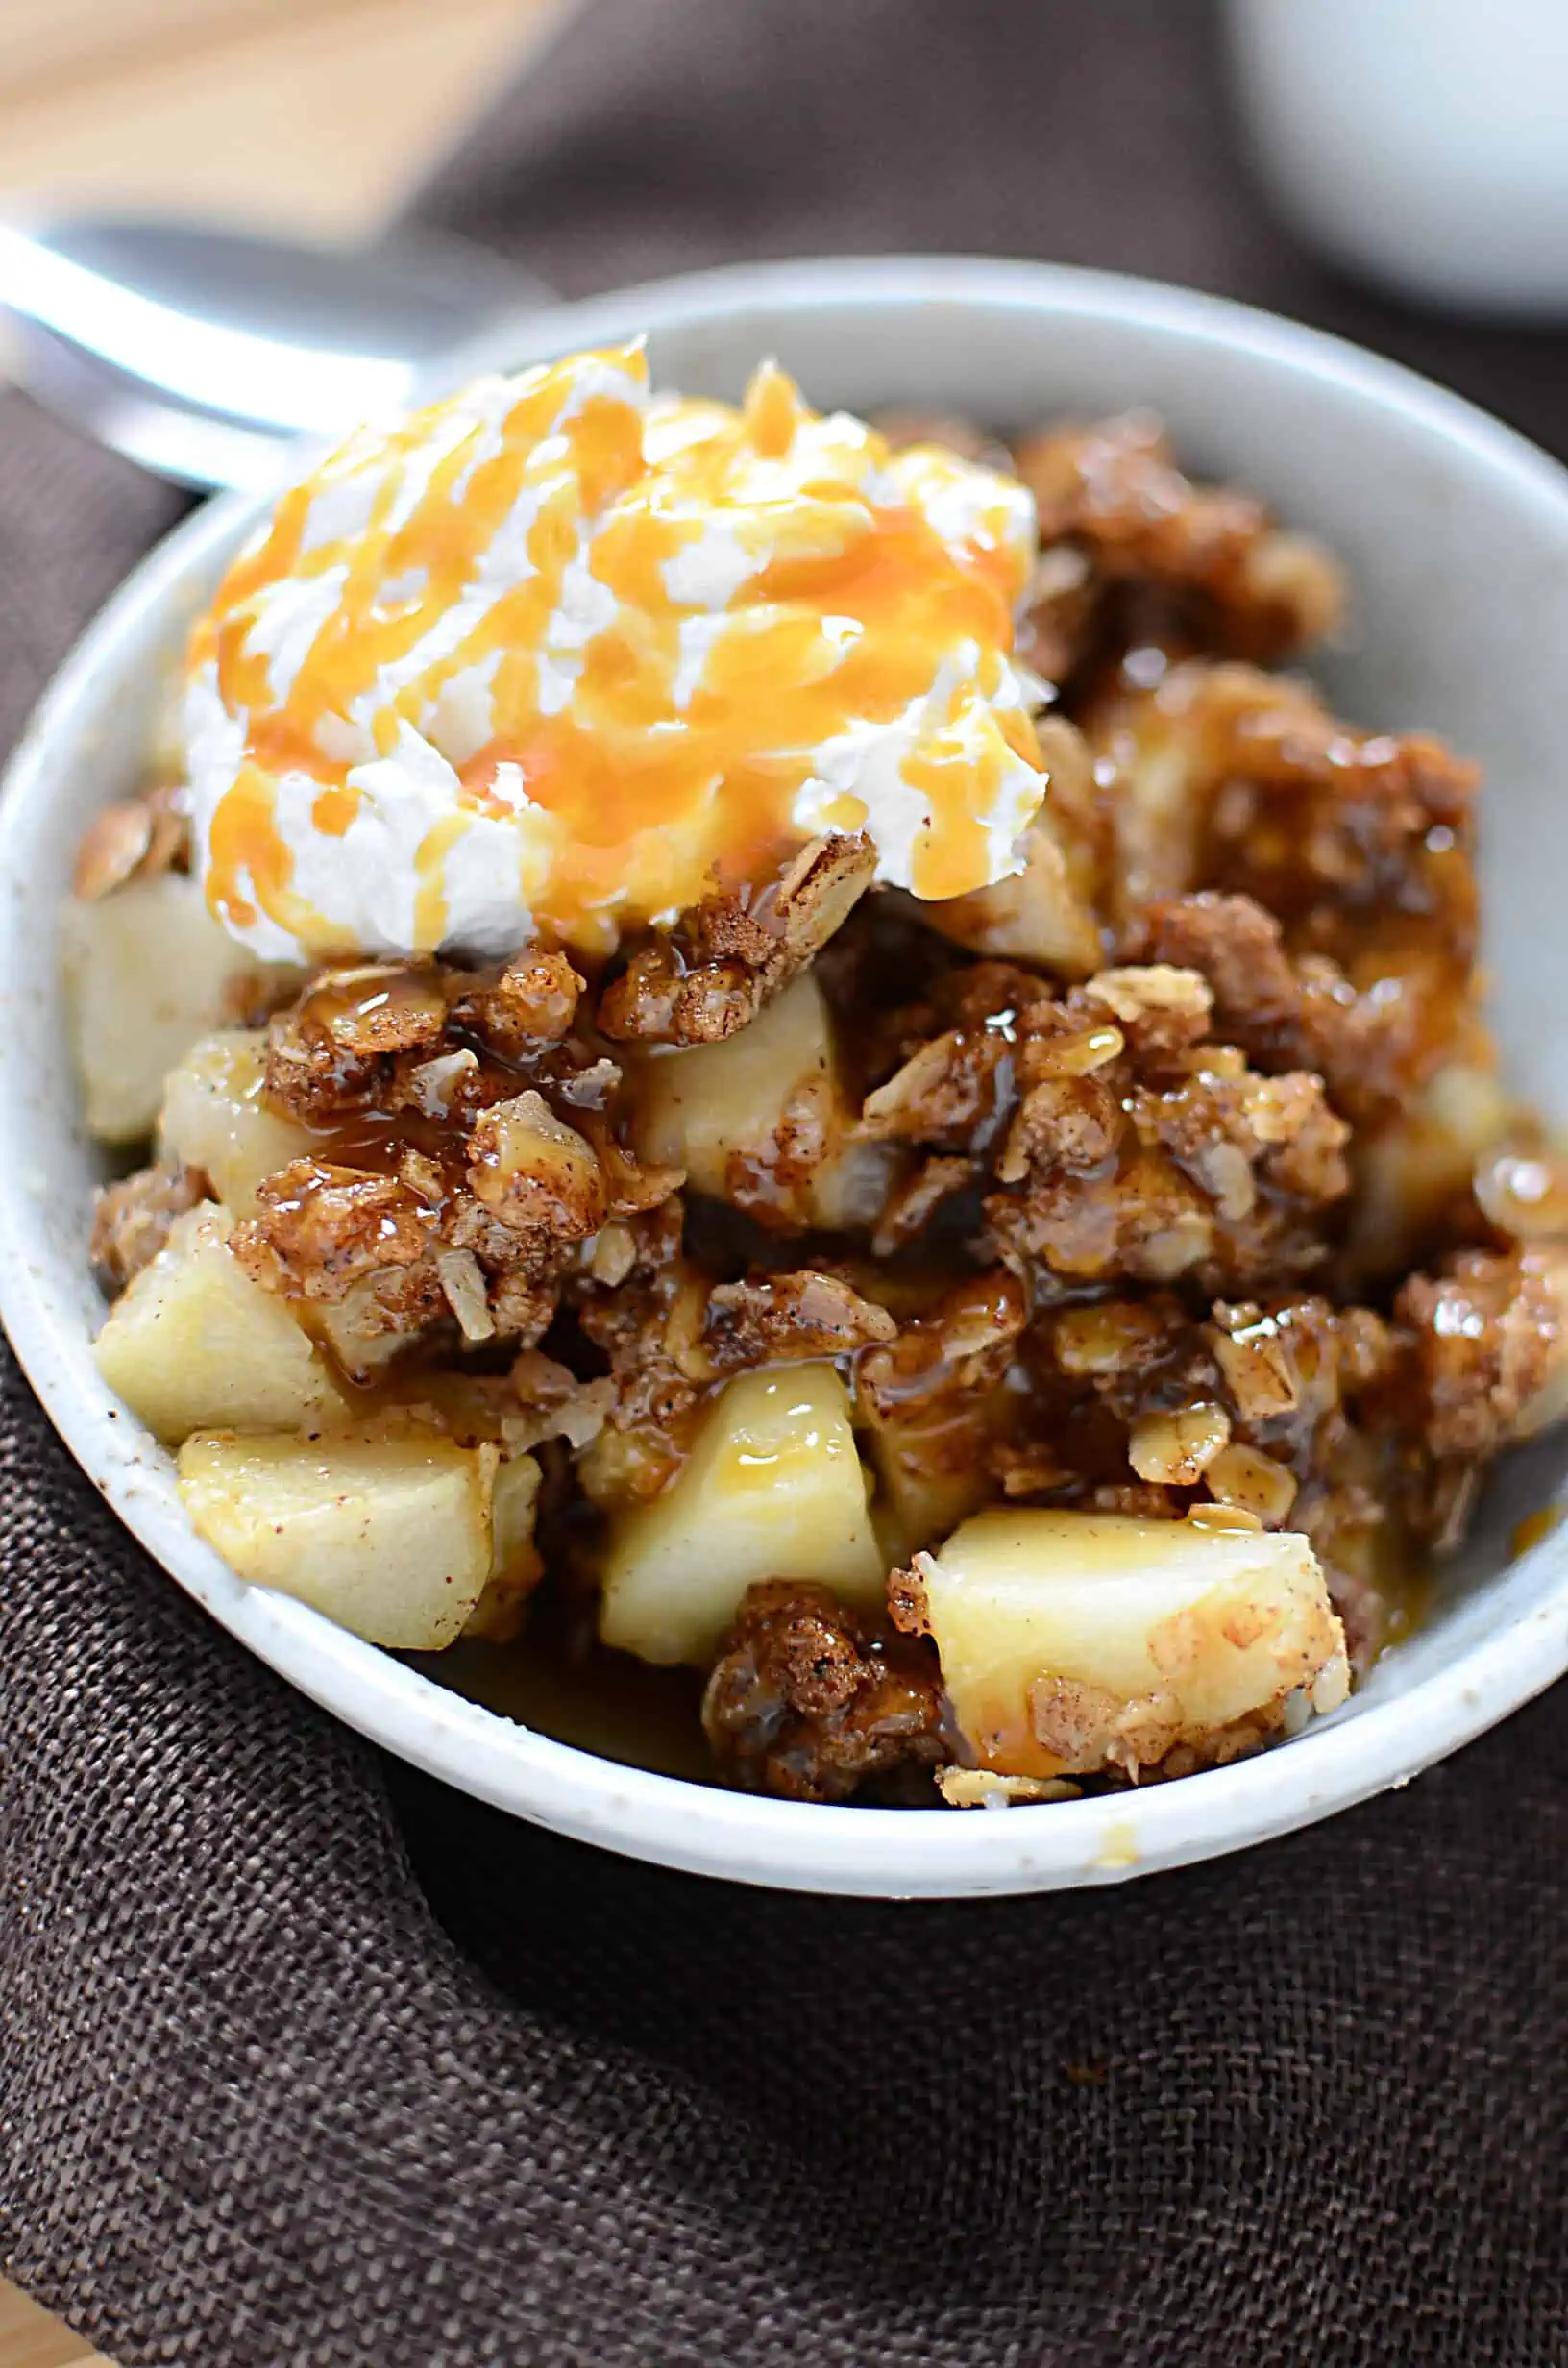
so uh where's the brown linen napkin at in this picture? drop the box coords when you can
[5,6,1568,2363]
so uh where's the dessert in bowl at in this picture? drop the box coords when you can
[6,258,1568,1895]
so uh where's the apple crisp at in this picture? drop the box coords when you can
[68,384,1568,1809]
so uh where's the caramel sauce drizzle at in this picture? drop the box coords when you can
[195,345,1042,957]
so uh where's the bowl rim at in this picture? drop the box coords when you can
[7,250,1568,1898]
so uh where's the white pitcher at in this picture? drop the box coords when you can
[1226,0,1568,313]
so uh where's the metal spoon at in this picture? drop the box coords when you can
[0,215,551,491]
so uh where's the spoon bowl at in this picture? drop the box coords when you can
[0,214,549,488]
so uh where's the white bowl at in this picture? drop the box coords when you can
[6,256,1568,1899]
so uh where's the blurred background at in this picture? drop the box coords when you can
[0,0,565,242]
[4,0,1568,474]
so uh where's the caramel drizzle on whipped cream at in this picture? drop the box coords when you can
[193,343,1044,959]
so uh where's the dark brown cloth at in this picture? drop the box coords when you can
[5,6,1568,2362]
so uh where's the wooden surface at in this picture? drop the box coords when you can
[0,5,567,2355]
[0,0,564,237]
[0,2285,112,2368]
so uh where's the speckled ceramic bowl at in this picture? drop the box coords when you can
[6,257,1568,1896]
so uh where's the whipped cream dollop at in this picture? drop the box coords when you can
[186,343,1047,964]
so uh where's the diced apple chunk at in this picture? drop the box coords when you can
[917,1509,1349,1780]
[463,1451,544,1641]
[491,1450,543,1572]
[629,970,890,1227]
[178,1427,496,1649]
[1518,1248,1568,1439]
[309,1281,428,1386]
[94,1205,347,1443]
[61,875,300,1144]
[159,1029,315,1214]
[864,1401,1000,1569]
[1348,1055,1512,1279]
[808,1134,900,1234]
[600,1363,884,1665]
[870,1455,993,1574]
[631,968,829,1194]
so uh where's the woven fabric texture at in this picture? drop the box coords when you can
[4,5,1568,2361]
